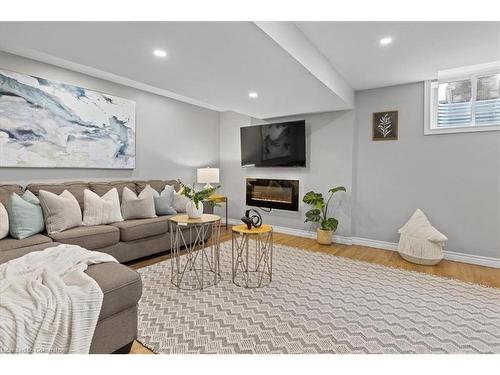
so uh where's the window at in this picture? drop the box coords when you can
[424,63,500,135]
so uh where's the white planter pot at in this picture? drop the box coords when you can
[186,200,203,219]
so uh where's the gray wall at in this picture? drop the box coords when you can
[0,51,220,186]
[2,50,498,259]
[219,82,499,259]
[354,82,500,258]
[219,110,354,237]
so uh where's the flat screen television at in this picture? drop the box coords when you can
[240,120,306,167]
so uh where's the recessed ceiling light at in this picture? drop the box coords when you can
[379,37,393,46]
[153,49,167,57]
[248,92,258,99]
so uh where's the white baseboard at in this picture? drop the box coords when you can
[225,218,500,269]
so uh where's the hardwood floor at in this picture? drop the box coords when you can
[127,225,500,354]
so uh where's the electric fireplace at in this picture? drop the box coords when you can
[246,178,299,211]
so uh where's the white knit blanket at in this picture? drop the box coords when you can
[0,244,118,354]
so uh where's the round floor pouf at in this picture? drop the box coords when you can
[397,209,447,266]
[231,224,273,288]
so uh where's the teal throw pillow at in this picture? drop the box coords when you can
[153,185,177,216]
[7,191,45,239]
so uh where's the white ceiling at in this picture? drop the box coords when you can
[297,22,500,90]
[0,21,498,117]
[0,22,349,119]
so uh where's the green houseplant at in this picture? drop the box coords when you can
[303,186,346,245]
[178,180,219,219]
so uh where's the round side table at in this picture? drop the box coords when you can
[169,214,221,290]
[231,224,273,288]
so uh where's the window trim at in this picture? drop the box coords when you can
[424,64,500,135]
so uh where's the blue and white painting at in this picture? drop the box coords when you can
[0,69,135,169]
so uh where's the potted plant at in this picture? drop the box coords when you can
[303,186,346,245]
[178,180,219,219]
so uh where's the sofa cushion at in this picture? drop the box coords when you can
[111,216,171,242]
[49,225,120,250]
[26,181,88,209]
[0,203,9,239]
[0,234,53,252]
[39,190,82,234]
[141,185,177,216]
[7,191,45,240]
[85,263,142,320]
[89,181,137,202]
[136,179,180,194]
[0,242,59,265]
[173,190,190,213]
[120,187,156,220]
[83,188,123,226]
[0,184,23,206]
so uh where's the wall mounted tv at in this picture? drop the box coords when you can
[240,120,306,167]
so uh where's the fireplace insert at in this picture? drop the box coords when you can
[246,178,299,211]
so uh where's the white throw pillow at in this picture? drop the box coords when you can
[173,190,190,213]
[0,202,9,239]
[120,186,156,220]
[138,184,156,200]
[38,190,83,234]
[83,188,123,226]
[398,209,447,243]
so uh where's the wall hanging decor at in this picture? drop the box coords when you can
[0,69,135,169]
[372,110,398,141]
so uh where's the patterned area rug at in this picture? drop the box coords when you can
[137,241,500,354]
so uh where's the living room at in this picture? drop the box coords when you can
[1,1,499,373]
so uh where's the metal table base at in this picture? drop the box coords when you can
[170,218,221,290]
[231,229,273,288]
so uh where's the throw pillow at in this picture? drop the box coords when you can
[83,188,124,226]
[121,186,156,220]
[173,190,190,213]
[141,184,177,216]
[0,202,9,239]
[7,191,45,239]
[39,190,82,234]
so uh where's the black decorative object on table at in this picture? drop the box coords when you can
[241,209,263,230]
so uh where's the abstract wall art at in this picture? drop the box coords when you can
[0,69,136,169]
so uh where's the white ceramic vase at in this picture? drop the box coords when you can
[186,200,203,219]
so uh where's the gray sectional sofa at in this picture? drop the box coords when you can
[0,179,213,354]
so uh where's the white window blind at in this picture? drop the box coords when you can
[475,74,500,125]
[437,80,472,127]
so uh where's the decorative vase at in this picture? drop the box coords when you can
[317,228,333,245]
[186,200,203,219]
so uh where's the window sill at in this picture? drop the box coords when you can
[424,124,500,135]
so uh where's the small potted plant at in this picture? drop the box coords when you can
[178,180,219,219]
[303,186,346,245]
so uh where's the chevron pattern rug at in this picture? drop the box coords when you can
[137,241,500,354]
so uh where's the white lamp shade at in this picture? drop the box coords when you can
[197,167,219,184]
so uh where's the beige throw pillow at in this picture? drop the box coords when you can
[83,188,123,226]
[121,186,156,220]
[0,202,8,239]
[173,190,190,213]
[39,190,82,234]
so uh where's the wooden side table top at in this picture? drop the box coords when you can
[169,214,221,224]
[232,224,273,235]
[209,194,227,203]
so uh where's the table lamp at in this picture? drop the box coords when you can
[197,167,219,189]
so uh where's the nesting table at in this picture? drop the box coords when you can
[169,214,222,290]
[231,224,273,288]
